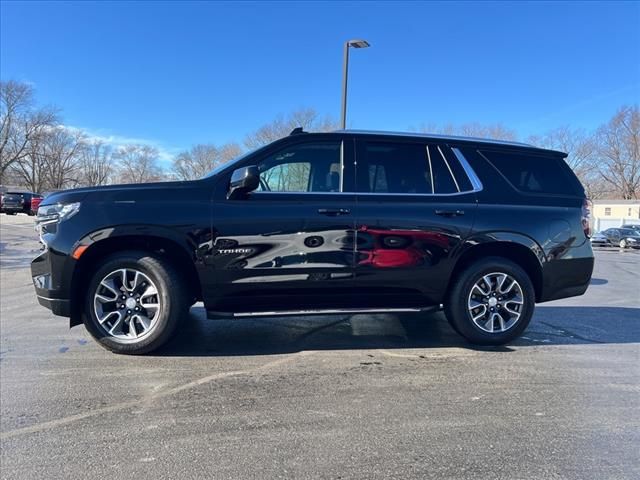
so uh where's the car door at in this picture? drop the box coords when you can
[206,136,357,313]
[352,137,479,307]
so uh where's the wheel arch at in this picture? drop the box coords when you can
[69,231,202,327]
[450,235,545,302]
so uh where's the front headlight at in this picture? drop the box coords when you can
[36,202,81,225]
[627,238,637,243]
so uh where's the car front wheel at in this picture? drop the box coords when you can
[83,251,189,354]
[445,257,535,345]
[619,239,627,249]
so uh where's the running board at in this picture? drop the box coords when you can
[206,306,441,320]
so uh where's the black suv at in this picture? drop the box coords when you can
[31,130,594,354]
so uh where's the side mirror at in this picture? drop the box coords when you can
[227,165,260,200]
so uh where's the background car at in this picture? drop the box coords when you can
[600,227,640,249]
[0,191,39,215]
[590,232,613,248]
[30,194,44,214]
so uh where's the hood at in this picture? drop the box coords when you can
[41,180,202,207]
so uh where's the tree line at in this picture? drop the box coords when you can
[1,79,638,199]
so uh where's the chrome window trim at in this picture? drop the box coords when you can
[452,147,484,192]
[252,190,476,197]
[251,143,483,198]
[438,145,461,192]
[425,146,435,194]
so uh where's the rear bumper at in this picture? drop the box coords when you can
[539,253,594,302]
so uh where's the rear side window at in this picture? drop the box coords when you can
[357,141,473,194]
[480,150,583,196]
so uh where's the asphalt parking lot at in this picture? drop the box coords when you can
[1,213,639,480]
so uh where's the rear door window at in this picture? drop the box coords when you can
[356,141,474,194]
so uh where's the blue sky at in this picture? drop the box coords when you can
[1,0,639,160]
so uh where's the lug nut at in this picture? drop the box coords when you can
[135,306,140,311]
[121,295,126,300]
[120,304,125,309]
[127,310,131,314]
[490,307,495,312]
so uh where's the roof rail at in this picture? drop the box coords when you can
[289,127,306,136]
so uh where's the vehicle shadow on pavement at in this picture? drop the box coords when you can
[157,305,640,357]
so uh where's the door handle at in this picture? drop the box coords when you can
[435,209,465,217]
[318,208,351,216]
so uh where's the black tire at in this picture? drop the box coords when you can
[83,250,189,354]
[6,212,16,216]
[444,257,535,346]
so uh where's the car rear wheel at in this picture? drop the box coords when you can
[83,251,189,354]
[445,257,535,345]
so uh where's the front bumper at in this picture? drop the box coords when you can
[31,247,72,318]
[36,294,71,316]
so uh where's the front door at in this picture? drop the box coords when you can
[207,137,356,313]
[353,138,478,307]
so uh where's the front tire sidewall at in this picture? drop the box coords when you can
[445,258,535,346]
[84,252,184,354]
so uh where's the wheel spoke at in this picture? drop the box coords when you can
[107,312,125,335]
[471,304,487,321]
[99,278,119,298]
[129,317,138,338]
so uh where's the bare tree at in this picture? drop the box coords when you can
[596,105,640,199]
[172,143,242,180]
[244,107,339,149]
[418,122,517,141]
[114,144,163,184]
[42,127,86,190]
[79,140,113,186]
[0,80,57,182]
[9,128,49,193]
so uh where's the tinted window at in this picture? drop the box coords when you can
[439,147,473,192]
[427,145,459,194]
[357,142,472,194]
[257,142,341,192]
[359,143,432,194]
[619,229,637,236]
[480,150,583,195]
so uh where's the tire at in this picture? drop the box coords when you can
[444,257,535,346]
[83,250,189,354]
[619,239,627,249]
[6,212,16,216]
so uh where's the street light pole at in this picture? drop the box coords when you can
[340,39,370,130]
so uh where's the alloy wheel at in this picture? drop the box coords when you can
[93,268,161,341]
[467,272,524,333]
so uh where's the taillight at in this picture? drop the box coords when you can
[582,199,592,238]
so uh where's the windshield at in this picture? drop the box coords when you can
[202,147,261,179]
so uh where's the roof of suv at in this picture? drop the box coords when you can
[328,129,565,156]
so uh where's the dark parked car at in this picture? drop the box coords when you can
[590,232,613,248]
[31,130,594,354]
[622,224,640,233]
[600,228,640,249]
[1,191,40,215]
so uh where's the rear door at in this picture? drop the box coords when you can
[352,137,479,307]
